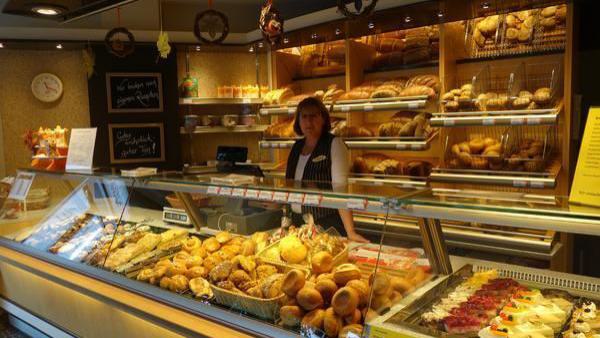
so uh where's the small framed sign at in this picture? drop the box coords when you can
[108,123,165,164]
[106,73,163,113]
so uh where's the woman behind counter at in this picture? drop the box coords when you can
[285,97,369,243]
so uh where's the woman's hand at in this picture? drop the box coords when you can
[347,231,369,243]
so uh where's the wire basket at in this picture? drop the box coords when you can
[464,4,566,58]
[504,125,558,172]
[440,65,489,113]
[442,126,508,171]
[510,61,563,109]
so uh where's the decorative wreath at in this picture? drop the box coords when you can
[259,0,284,45]
[337,0,378,19]
[105,27,135,58]
[194,9,230,45]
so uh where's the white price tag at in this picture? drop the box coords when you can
[304,194,322,206]
[443,119,455,126]
[206,186,221,195]
[396,144,407,150]
[341,105,350,112]
[8,172,35,201]
[408,102,419,109]
[232,188,246,198]
[364,104,374,112]
[513,180,527,187]
[511,118,525,125]
[258,190,274,201]
[273,191,289,202]
[245,189,259,199]
[530,181,545,189]
[347,198,368,210]
[242,98,251,104]
[288,193,305,204]
[483,118,495,126]
[219,187,233,196]
[527,117,541,125]
[410,144,422,150]
[288,107,296,114]
[183,98,193,104]
[373,180,384,186]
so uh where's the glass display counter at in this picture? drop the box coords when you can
[0,168,599,338]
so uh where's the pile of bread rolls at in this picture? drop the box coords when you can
[352,153,432,177]
[263,85,346,106]
[506,138,547,172]
[448,137,503,170]
[371,26,439,68]
[261,232,345,268]
[377,111,433,138]
[504,10,537,45]
[338,74,439,101]
[472,15,500,48]
[442,85,553,112]
[539,4,567,32]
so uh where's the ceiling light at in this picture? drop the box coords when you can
[258,42,264,48]
[368,22,375,29]
[335,28,342,36]
[31,5,63,16]
[404,16,413,23]
[0,43,4,48]
[437,11,444,18]
[56,43,63,49]
[283,37,289,44]
[249,46,254,52]
[311,33,318,39]
[482,2,490,9]
[195,45,201,51]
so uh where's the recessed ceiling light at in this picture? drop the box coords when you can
[283,37,289,44]
[437,11,444,18]
[335,28,342,36]
[368,22,375,29]
[248,46,254,52]
[311,33,318,39]
[0,43,4,48]
[195,45,201,51]
[56,43,63,49]
[258,42,264,48]
[32,5,63,16]
[404,16,413,23]
[482,2,490,9]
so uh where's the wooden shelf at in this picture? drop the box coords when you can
[430,108,560,127]
[180,125,269,134]
[179,98,263,105]
[259,97,428,115]
[291,72,345,81]
[260,133,436,151]
[364,60,439,74]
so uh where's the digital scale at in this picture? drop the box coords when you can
[162,207,193,227]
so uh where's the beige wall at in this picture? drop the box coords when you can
[0,50,90,176]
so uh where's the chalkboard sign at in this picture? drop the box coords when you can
[108,123,166,164]
[106,73,163,113]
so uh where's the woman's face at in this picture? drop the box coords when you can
[299,105,324,139]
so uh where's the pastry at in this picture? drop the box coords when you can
[159,276,172,289]
[169,274,189,293]
[184,255,203,269]
[372,159,402,176]
[202,237,221,253]
[296,287,324,311]
[346,280,370,307]
[533,87,551,105]
[246,285,263,298]
[512,96,531,109]
[324,307,343,337]
[302,309,325,331]
[280,235,308,264]
[209,261,233,283]
[166,262,187,277]
[260,273,284,299]
[189,277,212,298]
[282,269,306,297]
[202,255,222,271]
[506,27,519,42]
[186,266,207,279]
[370,293,392,313]
[190,247,207,258]
[316,279,339,304]
[150,266,168,285]
[370,273,391,296]
[281,305,304,327]
[137,268,154,282]
[333,264,362,286]
[338,324,363,338]
[182,237,201,253]
[405,161,432,177]
[390,277,414,295]
[229,269,252,287]
[332,287,360,317]
[256,264,278,279]
[215,231,231,244]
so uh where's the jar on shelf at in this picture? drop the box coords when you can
[180,74,198,98]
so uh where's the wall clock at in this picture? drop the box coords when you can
[31,73,63,103]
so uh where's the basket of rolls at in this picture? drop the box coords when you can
[278,262,418,337]
[257,225,348,275]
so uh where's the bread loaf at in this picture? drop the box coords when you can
[376,38,405,53]
[373,51,403,68]
[352,153,391,174]
[399,85,435,98]
[403,47,430,64]
[265,118,296,138]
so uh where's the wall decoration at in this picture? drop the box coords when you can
[82,44,96,79]
[337,0,378,19]
[156,0,171,59]
[106,73,163,113]
[31,73,63,103]
[108,123,165,164]
[259,0,284,45]
[105,8,135,58]
[194,1,229,45]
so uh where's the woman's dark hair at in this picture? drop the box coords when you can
[293,97,332,136]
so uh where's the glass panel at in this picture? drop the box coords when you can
[16,176,135,265]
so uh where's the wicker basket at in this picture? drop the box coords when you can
[256,239,349,273]
[210,285,284,320]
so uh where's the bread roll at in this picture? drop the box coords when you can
[169,274,189,293]
[281,305,304,327]
[390,277,414,295]
[182,237,202,253]
[323,307,343,337]
[338,324,364,338]
[260,273,284,299]
[282,269,306,297]
[186,266,207,279]
[370,272,391,296]
[352,153,390,174]
[315,278,338,304]
[333,264,362,286]
[296,287,324,311]
[332,287,359,316]
[301,309,325,331]
[202,237,221,253]
[346,279,370,307]
[370,293,392,313]
[280,294,298,306]
[344,309,362,325]
[240,239,256,256]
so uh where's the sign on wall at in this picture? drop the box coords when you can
[106,73,163,113]
[108,123,165,164]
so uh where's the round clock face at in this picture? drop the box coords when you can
[31,73,63,103]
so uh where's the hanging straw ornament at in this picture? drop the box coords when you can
[194,0,229,45]
[156,0,171,59]
[337,0,378,19]
[82,42,96,79]
[259,0,284,45]
[105,7,135,58]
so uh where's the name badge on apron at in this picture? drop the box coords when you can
[312,155,327,163]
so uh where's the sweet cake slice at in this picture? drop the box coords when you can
[562,300,600,338]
